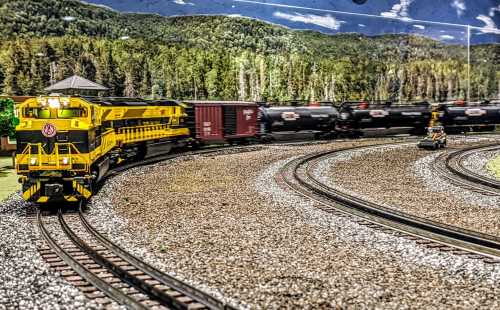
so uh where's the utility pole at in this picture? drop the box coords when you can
[467,24,470,102]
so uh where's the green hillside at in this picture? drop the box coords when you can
[0,0,498,101]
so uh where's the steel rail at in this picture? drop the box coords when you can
[37,210,147,310]
[432,151,499,196]
[58,209,217,310]
[445,144,500,190]
[77,206,229,310]
[84,144,252,309]
[281,144,500,259]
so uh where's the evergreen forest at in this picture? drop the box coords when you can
[0,0,498,102]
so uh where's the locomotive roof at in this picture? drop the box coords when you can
[82,97,181,106]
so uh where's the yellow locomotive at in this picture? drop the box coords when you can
[15,96,189,203]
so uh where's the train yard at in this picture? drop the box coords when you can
[2,94,500,309]
[2,135,499,309]
[1,0,500,304]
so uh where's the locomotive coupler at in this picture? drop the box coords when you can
[45,183,64,197]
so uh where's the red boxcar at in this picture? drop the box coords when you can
[183,101,258,144]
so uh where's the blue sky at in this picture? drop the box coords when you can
[85,0,500,44]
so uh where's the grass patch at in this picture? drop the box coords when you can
[0,157,19,201]
[487,155,500,179]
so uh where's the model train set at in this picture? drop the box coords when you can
[13,95,500,203]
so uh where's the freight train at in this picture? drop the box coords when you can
[259,99,500,138]
[14,96,500,203]
[15,96,259,203]
[335,101,432,137]
[259,103,338,140]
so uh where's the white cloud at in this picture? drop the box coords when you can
[62,16,76,21]
[489,5,500,17]
[173,0,194,5]
[412,24,425,30]
[476,14,500,34]
[381,0,413,20]
[227,14,243,18]
[80,1,116,12]
[358,24,366,27]
[440,35,455,40]
[273,11,345,30]
[451,0,466,17]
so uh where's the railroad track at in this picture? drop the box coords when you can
[32,139,498,308]
[431,148,499,197]
[444,143,500,192]
[37,206,231,310]
[35,142,324,309]
[277,144,500,263]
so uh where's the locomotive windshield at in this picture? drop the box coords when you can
[22,107,88,119]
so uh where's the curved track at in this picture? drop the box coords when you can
[277,144,500,262]
[35,138,499,308]
[36,146,257,309]
[38,206,231,309]
[444,144,500,191]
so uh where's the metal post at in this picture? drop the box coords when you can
[467,24,471,103]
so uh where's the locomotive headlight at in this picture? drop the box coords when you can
[61,97,70,106]
[30,158,37,165]
[340,112,350,120]
[48,98,61,109]
[62,157,69,165]
[37,96,48,107]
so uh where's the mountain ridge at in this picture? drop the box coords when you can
[84,0,500,44]
[0,0,477,58]
[0,0,497,101]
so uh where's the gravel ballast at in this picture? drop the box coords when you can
[461,148,500,179]
[315,139,500,237]
[461,146,500,177]
[0,195,99,310]
[84,139,500,309]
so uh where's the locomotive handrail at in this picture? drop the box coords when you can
[117,124,172,144]
[99,129,117,156]
[16,142,88,172]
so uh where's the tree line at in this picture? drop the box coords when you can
[0,98,15,137]
[0,36,498,102]
[0,0,498,102]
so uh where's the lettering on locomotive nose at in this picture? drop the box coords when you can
[42,123,57,138]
